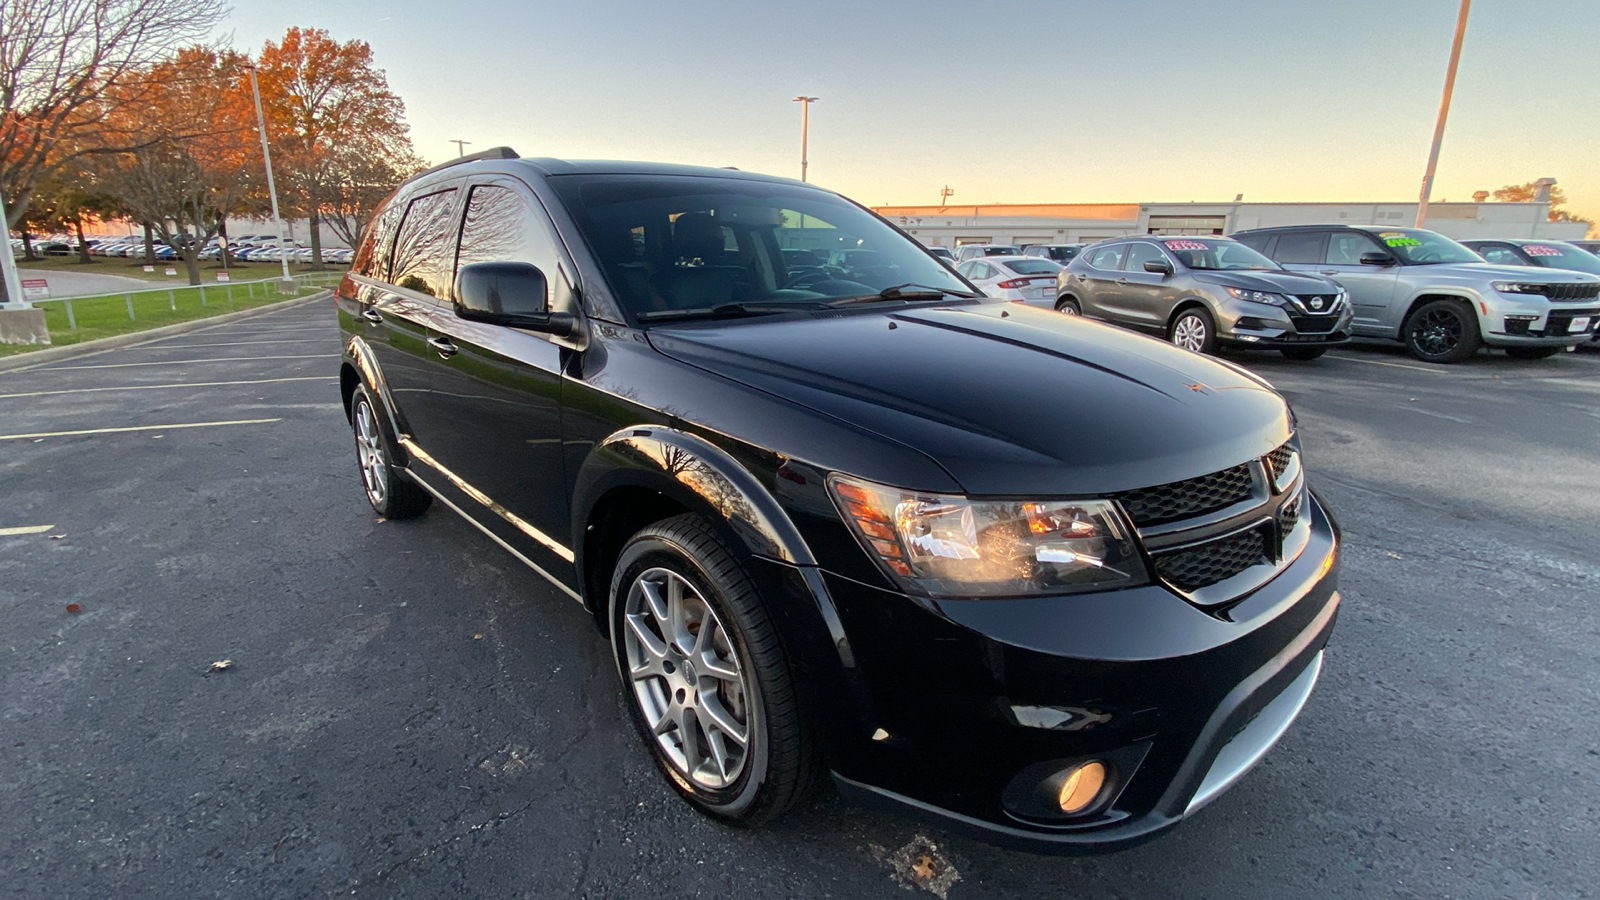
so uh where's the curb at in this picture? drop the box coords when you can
[0,291,331,374]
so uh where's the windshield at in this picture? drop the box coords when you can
[1366,228,1483,265]
[1520,242,1600,275]
[547,174,972,323]
[984,246,1022,256]
[1161,238,1280,271]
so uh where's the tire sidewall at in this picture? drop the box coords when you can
[608,532,771,819]
[1056,296,1081,315]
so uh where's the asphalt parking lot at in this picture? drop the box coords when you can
[2,299,1597,899]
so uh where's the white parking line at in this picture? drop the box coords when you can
[0,524,55,536]
[31,354,332,372]
[0,376,332,400]
[1326,355,1446,374]
[0,418,281,441]
[148,339,335,349]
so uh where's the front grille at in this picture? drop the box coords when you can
[1288,313,1342,334]
[1528,283,1600,301]
[1291,294,1339,312]
[1153,527,1270,591]
[1112,464,1254,528]
[1279,491,1302,533]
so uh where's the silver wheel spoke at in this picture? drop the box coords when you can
[666,575,692,654]
[625,614,668,678]
[698,693,748,748]
[698,647,740,683]
[678,704,702,773]
[640,578,671,633]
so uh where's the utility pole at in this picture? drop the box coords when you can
[451,139,472,158]
[1416,0,1472,228]
[245,64,294,288]
[791,97,818,182]
[939,185,955,208]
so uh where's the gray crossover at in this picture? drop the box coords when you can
[1055,235,1352,360]
[1235,225,1600,362]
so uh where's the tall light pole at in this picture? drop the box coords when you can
[245,63,293,286]
[450,139,472,158]
[0,193,27,309]
[1415,0,1472,228]
[792,96,818,182]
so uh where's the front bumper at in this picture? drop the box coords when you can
[781,491,1340,852]
[1484,303,1598,346]
[1215,299,1353,349]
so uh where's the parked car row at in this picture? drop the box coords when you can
[1032,227,1599,363]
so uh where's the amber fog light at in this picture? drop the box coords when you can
[1057,761,1108,814]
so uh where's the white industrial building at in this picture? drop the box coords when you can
[873,200,1589,249]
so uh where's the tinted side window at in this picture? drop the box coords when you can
[1123,242,1166,271]
[390,189,459,297]
[1088,246,1126,270]
[352,201,403,279]
[1232,232,1272,254]
[456,185,553,272]
[1274,231,1326,264]
[1325,231,1380,265]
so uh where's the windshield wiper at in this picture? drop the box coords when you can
[638,302,820,323]
[824,283,979,307]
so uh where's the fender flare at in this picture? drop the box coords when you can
[571,426,817,574]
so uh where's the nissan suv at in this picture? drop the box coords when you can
[1055,235,1352,359]
[336,151,1340,851]
[1234,225,1600,362]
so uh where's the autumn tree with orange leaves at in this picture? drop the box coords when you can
[92,47,262,285]
[254,27,422,270]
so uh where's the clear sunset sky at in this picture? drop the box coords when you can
[224,0,1600,222]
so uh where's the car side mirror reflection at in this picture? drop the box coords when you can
[1359,252,1396,266]
[1143,259,1173,275]
[454,261,575,337]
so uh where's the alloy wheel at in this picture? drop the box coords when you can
[354,400,388,507]
[622,567,751,790]
[1173,314,1208,352]
[1412,308,1462,357]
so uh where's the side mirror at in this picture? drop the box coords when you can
[1359,252,1396,267]
[1143,259,1174,275]
[454,261,575,337]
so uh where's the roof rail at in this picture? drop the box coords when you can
[413,146,521,180]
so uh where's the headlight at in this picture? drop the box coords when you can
[1226,287,1285,305]
[1491,282,1544,294]
[829,475,1150,597]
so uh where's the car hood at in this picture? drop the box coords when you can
[647,303,1292,496]
[1416,262,1600,283]
[1191,270,1341,293]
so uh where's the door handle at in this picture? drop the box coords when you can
[1319,270,1338,276]
[427,336,459,359]
[1116,278,1129,285]
[360,308,383,324]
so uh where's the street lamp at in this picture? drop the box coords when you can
[792,96,818,182]
[244,63,294,288]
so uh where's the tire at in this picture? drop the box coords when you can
[1170,307,1217,354]
[350,386,431,519]
[1504,346,1563,360]
[1056,296,1082,315]
[609,513,820,825]
[1280,347,1327,361]
[1402,299,1481,363]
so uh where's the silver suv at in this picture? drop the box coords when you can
[1234,225,1600,362]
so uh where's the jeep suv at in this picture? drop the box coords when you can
[1056,236,1352,360]
[1234,225,1600,362]
[337,150,1340,851]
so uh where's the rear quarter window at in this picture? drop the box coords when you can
[352,201,403,280]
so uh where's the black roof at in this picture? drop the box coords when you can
[404,150,807,191]
[1232,223,1413,235]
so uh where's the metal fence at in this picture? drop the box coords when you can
[26,270,344,330]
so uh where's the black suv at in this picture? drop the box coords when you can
[336,150,1340,851]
